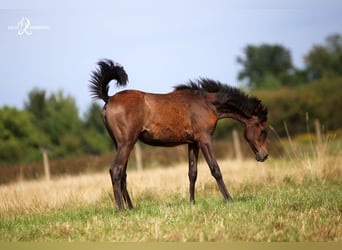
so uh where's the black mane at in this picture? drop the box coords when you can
[174,78,267,121]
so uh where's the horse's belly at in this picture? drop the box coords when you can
[139,125,193,146]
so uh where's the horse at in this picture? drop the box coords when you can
[89,59,268,211]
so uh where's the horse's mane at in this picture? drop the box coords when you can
[174,78,267,121]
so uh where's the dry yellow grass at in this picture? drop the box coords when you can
[0,173,108,216]
[1,152,340,217]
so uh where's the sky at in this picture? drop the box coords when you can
[1,0,342,116]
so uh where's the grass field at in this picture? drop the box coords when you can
[0,145,341,241]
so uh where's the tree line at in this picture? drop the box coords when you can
[237,33,342,89]
[0,91,110,164]
[1,33,341,164]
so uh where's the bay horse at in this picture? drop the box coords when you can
[90,59,268,211]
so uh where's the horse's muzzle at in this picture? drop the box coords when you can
[255,152,268,162]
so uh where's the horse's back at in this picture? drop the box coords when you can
[107,90,145,114]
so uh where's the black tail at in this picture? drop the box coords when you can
[89,59,128,103]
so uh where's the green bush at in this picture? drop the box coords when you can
[251,77,342,137]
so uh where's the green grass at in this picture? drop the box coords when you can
[1,178,341,242]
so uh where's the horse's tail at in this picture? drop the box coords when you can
[89,59,128,103]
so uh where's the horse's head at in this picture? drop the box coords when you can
[243,106,268,162]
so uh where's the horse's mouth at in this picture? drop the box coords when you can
[255,152,268,162]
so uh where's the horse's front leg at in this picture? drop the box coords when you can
[199,139,233,202]
[188,143,199,204]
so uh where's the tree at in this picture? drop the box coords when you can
[81,103,111,154]
[0,107,46,163]
[305,33,342,80]
[24,88,47,120]
[83,102,106,133]
[237,44,294,89]
[24,89,83,157]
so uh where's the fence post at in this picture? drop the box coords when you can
[314,119,324,157]
[314,119,323,150]
[232,129,242,161]
[40,147,51,181]
[18,165,23,183]
[134,142,143,171]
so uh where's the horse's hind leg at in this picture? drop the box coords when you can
[188,143,199,204]
[109,144,134,211]
[121,163,133,209]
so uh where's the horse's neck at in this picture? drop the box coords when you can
[207,93,251,125]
